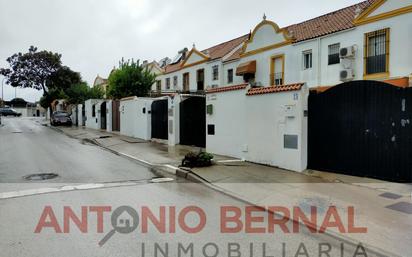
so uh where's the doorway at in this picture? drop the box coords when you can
[270,55,284,86]
[197,69,204,91]
[100,101,107,130]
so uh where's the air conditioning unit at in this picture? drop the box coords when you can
[340,69,355,82]
[211,84,218,88]
[340,46,356,58]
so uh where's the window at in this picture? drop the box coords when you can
[303,50,312,70]
[197,69,205,90]
[227,69,233,84]
[328,43,340,65]
[364,28,389,75]
[92,105,96,117]
[212,65,219,81]
[173,76,178,88]
[166,78,171,90]
[183,73,190,91]
[156,80,161,91]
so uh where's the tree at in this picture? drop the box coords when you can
[65,82,104,105]
[107,59,156,99]
[39,88,67,109]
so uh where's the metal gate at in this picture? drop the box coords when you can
[100,102,107,130]
[180,97,206,147]
[151,99,168,140]
[112,100,120,132]
[308,80,412,182]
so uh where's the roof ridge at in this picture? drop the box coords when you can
[201,33,250,52]
[284,0,371,29]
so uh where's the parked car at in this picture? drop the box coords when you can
[51,111,72,126]
[0,108,22,117]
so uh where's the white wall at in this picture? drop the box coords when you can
[77,104,83,126]
[85,99,104,130]
[119,97,155,140]
[206,85,308,172]
[106,100,113,132]
[206,89,247,159]
[168,94,181,146]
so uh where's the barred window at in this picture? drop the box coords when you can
[212,65,219,81]
[364,28,390,75]
[303,50,312,70]
[166,78,171,90]
[328,43,340,65]
[227,69,233,83]
[173,76,178,88]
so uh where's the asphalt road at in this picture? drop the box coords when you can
[0,118,385,257]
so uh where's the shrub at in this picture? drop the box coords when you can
[181,151,214,168]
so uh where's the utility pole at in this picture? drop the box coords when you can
[1,77,4,107]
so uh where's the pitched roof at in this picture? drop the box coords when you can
[285,0,375,42]
[163,34,249,74]
[202,34,249,60]
[206,83,248,94]
[246,83,304,96]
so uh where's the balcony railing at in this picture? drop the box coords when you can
[270,72,284,86]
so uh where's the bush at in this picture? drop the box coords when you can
[181,151,214,168]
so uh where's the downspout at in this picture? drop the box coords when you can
[317,37,321,86]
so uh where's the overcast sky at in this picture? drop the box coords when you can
[0,0,361,102]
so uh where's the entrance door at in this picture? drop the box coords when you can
[151,99,168,140]
[82,105,86,126]
[197,69,204,91]
[112,100,120,131]
[180,97,206,147]
[100,102,107,130]
[270,55,284,86]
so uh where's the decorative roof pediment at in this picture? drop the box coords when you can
[181,48,210,68]
[354,0,412,25]
[241,19,294,57]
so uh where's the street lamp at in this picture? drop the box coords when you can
[1,77,5,107]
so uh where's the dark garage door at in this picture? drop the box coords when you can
[180,97,206,147]
[308,80,412,182]
[151,99,168,140]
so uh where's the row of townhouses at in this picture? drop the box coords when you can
[83,0,412,182]
[151,0,411,92]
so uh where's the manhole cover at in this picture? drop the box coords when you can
[24,173,59,181]
[151,177,174,183]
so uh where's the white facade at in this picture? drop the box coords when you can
[119,97,155,140]
[206,84,308,172]
[155,1,412,92]
[85,99,105,130]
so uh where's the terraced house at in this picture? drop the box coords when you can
[153,0,412,92]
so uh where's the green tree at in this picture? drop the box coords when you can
[0,46,80,95]
[107,59,156,99]
[65,82,104,105]
[39,88,67,109]
[1,46,82,113]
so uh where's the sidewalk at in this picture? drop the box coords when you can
[52,123,412,257]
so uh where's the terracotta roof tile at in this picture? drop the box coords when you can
[246,83,304,96]
[163,34,249,74]
[206,83,248,94]
[202,34,249,60]
[285,0,375,42]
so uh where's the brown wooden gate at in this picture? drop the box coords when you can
[112,100,120,131]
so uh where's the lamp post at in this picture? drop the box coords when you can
[1,77,5,107]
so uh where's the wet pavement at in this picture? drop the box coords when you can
[0,117,401,256]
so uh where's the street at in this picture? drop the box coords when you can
[0,118,387,256]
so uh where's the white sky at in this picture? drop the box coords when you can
[0,0,362,102]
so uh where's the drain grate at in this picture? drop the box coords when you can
[24,173,59,181]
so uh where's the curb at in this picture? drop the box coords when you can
[51,125,401,257]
